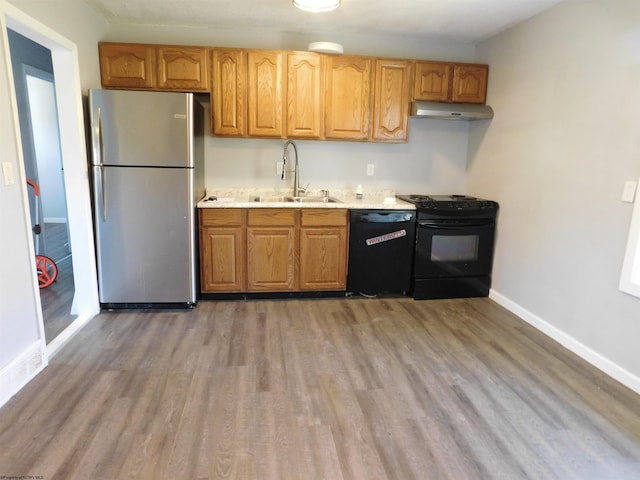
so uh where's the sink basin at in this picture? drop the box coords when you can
[251,195,294,203]
[291,196,341,203]
[251,195,341,203]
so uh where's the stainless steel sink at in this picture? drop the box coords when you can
[251,195,341,203]
[251,195,294,203]
[291,196,341,203]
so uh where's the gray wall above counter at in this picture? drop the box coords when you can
[199,100,474,195]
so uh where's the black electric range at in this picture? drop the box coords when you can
[396,194,499,300]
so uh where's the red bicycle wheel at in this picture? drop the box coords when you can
[36,255,58,288]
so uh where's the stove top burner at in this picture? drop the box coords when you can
[396,194,499,215]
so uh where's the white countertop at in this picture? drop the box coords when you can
[197,188,416,210]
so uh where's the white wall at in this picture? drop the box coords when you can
[468,0,640,388]
[0,0,44,400]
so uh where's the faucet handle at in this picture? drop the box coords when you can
[321,189,330,199]
[298,182,310,196]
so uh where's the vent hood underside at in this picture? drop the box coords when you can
[411,101,494,121]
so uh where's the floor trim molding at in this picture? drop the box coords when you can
[0,340,48,409]
[489,289,640,396]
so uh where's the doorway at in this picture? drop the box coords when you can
[27,67,76,341]
[4,4,100,355]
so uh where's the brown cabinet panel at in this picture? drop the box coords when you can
[287,52,324,139]
[247,227,297,291]
[212,48,246,136]
[299,227,348,290]
[372,59,411,142]
[200,208,244,227]
[156,46,209,91]
[99,42,155,89]
[247,50,284,137]
[301,209,348,227]
[324,55,372,140]
[451,64,488,104]
[200,226,246,292]
[199,209,246,293]
[413,61,450,102]
[248,208,297,227]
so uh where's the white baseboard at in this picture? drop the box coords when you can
[489,289,640,396]
[0,340,48,409]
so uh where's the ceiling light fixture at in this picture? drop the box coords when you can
[293,0,340,13]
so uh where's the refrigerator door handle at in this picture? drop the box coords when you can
[94,107,107,221]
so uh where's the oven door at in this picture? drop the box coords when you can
[414,220,496,278]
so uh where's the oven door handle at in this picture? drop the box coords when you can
[418,221,493,229]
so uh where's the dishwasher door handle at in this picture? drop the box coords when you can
[353,211,415,223]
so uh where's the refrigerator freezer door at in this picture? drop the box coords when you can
[89,89,193,168]
[93,165,196,304]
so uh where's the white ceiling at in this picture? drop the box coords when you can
[84,0,565,44]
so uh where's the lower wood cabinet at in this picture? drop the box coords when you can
[247,209,297,291]
[199,208,348,293]
[199,209,246,292]
[299,210,348,290]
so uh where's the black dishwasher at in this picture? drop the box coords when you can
[347,210,416,296]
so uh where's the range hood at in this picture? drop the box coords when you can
[411,101,494,121]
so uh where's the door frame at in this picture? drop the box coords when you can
[5,4,100,355]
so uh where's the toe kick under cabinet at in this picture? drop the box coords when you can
[199,208,348,293]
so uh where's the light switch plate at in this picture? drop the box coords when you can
[622,180,637,203]
[366,164,374,176]
[2,162,15,185]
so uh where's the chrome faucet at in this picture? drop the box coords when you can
[282,140,305,197]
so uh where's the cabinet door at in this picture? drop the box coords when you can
[372,59,411,142]
[413,61,451,102]
[247,50,284,137]
[200,226,246,292]
[199,209,246,292]
[287,52,324,139]
[300,227,348,290]
[451,64,488,104]
[99,42,155,89]
[247,227,296,291]
[324,55,372,140]
[156,46,209,91]
[212,48,246,136]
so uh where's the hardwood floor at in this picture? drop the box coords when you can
[1,297,639,479]
[39,222,76,343]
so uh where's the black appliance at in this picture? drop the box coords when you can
[396,194,499,300]
[347,210,416,296]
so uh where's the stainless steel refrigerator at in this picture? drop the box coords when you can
[88,89,204,308]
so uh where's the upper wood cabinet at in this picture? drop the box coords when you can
[451,64,488,104]
[287,52,324,139]
[414,61,488,104]
[372,59,412,142]
[99,42,208,91]
[156,46,209,91]
[247,50,284,138]
[212,48,246,136]
[99,43,155,89]
[413,61,450,102]
[324,55,373,141]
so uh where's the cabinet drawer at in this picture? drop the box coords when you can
[200,208,245,227]
[301,209,348,227]
[248,209,297,226]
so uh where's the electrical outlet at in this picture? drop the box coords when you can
[366,164,374,176]
[276,161,284,176]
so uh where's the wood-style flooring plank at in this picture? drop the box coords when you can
[1,297,640,479]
